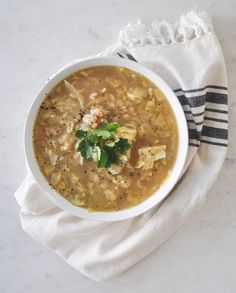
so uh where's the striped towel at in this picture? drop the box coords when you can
[15,10,228,282]
[111,53,228,150]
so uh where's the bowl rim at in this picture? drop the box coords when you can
[24,56,189,222]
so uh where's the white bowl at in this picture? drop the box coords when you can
[24,57,188,222]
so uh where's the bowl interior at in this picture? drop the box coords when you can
[24,57,188,222]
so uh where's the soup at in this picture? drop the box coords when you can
[33,66,178,211]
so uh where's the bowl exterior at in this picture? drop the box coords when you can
[24,57,188,222]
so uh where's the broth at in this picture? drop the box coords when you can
[33,66,178,211]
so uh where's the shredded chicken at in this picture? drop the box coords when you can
[111,175,131,189]
[116,126,137,144]
[127,86,148,103]
[50,171,61,185]
[136,145,166,169]
[64,80,85,109]
[58,133,75,152]
[108,164,123,175]
[45,148,58,166]
[104,190,117,202]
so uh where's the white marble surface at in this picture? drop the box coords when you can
[0,0,236,292]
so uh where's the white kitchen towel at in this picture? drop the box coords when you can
[15,10,228,282]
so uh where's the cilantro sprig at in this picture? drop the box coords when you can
[75,123,131,168]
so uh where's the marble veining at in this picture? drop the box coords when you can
[0,0,236,292]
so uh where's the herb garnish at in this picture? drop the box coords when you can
[75,123,131,168]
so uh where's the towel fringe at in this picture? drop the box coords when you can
[118,10,213,48]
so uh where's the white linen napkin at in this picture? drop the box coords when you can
[15,10,228,282]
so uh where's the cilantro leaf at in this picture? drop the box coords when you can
[87,130,99,144]
[97,149,110,168]
[104,145,119,164]
[75,129,87,138]
[86,123,119,142]
[92,146,101,163]
[77,137,93,160]
[93,129,112,139]
[114,138,131,155]
[100,122,119,135]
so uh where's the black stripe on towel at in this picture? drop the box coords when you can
[116,52,137,62]
[205,108,228,114]
[178,92,228,108]
[188,126,228,146]
[188,129,201,140]
[201,126,228,140]
[178,94,205,108]
[201,140,228,147]
[190,140,228,147]
[125,53,137,62]
[192,112,204,117]
[204,117,228,123]
[187,120,203,126]
[189,142,200,147]
[189,126,228,140]
[184,110,205,117]
[206,92,228,104]
[117,52,125,58]
[185,109,228,118]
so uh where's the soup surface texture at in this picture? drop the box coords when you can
[33,66,178,211]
